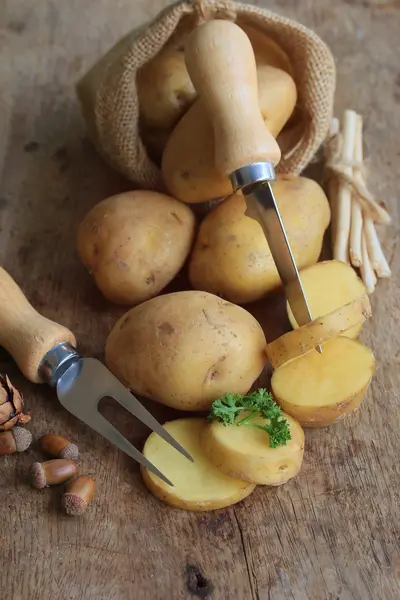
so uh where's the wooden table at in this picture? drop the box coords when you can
[1,1,399,599]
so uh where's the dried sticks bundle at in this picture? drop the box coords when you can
[324,109,391,293]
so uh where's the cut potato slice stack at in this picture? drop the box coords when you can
[287,260,367,339]
[141,418,256,511]
[271,337,375,427]
[200,413,304,485]
[268,294,371,369]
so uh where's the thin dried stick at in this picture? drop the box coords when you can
[360,233,376,293]
[364,215,391,277]
[334,110,357,263]
[349,115,363,267]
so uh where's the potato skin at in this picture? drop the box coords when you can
[77,191,196,305]
[188,175,330,303]
[201,413,304,485]
[105,291,267,411]
[162,66,297,204]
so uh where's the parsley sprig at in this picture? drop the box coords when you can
[208,388,291,448]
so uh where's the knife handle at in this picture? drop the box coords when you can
[185,19,281,177]
[0,267,76,383]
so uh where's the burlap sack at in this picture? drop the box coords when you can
[76,0,336,193]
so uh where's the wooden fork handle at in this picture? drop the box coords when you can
[184,19,281,177]
[0,267,76,383]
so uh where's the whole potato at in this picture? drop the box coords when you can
[162,66,297,204]
[105,291,267,411]
[188,175,331,304]
[238,23,293,75]
[77,191,196,305]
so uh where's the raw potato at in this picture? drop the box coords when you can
[138,48,197,159]
[201,413,304,485]
[105,290,267,411]
[268,294,372,370]
[141,418,256,511]
[189,176,330,303]
[271,337,375,427]
[76,191,196,305]
[162,65,297,204]
[287,260,367,339]
[239,23,293,75]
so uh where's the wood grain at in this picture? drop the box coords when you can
[0,1,399,599]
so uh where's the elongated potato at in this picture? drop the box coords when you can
[271,337,375,427]
[287,261,367,339]
[105,291,267,411]
[141,418,256,511]
[239,23,293,75]
[268,295,372,369]
[162,65,297,204]
[201,413,304,485]
[189,176,330,303]
[76,191,195,305]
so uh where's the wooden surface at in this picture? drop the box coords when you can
[0,1,399,599]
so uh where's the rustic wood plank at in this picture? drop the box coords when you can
[0,1,399,599]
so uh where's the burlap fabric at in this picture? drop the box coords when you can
[76,0,336,193]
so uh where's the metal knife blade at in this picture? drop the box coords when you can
[244,181,321,350]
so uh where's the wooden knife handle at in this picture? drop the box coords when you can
[0,267,76,383]
[184,19,281,177]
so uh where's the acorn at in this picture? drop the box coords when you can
[61,475,96,516]
[0,427,32,455]
[39,434,79,460]
[29,459,78,489]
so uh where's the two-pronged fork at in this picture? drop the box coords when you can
[0,267,193,486]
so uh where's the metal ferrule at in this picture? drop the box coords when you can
[230,161,276,192]
[39,342,81,388]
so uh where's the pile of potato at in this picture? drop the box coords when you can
[76,26,375,511]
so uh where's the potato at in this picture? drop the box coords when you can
[238,23,293,75]
[137,48,197,132]
[201,413,304,485]
[287,260,367,339]
[141,418,256,511]
[188,176,330,304]
[268,295,372,370]
[271,337,375,427]
[162,65,297,204]
[105,291,267,411]
[76,190,196,305]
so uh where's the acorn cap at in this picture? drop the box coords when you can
[61,493,88,516]
[29,462,46,489]
[12,427,33,452]
[59,443,79,460]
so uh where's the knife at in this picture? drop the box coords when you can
[0,266,193,485]
[185,19,320,349]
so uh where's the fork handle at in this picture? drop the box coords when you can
[184,19,281,177]
[0,267,76,383]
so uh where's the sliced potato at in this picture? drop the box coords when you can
[201,413,304,485]
[141,418,256,511]
[287,260,367,339]
[268,295,372,369]
[271,337,375,427]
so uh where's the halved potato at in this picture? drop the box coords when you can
[287,260,367,339]
[141,418,256,511]
[268,294,372,369]
[201,413,304,485]
[271,337,375,427]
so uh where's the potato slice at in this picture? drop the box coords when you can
[141,418,256,511]
[271,337,375,427]
[287,260,367,339]
[268,295,372,369]
[201,413,304,485]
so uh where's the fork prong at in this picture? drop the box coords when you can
[109,373,194,463]
[88,411,174,486]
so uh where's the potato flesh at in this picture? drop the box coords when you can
[287,260,366,339]
[272,337,375,427]
[141,418,256,511]
[201,413,304,485]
